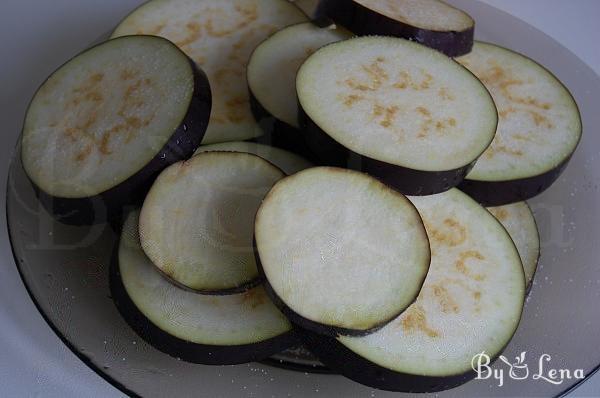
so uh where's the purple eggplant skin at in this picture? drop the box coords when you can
[299,328,476,392]
[248,88,321,164]
[459,156,573,206]
[109,244,298,366]
[299,107,478,195]
[316,0,474,57]
[153,261,262,297]
[253,238,425,337]
[26,60,212,226]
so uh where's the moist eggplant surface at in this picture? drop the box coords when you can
[255,167,431,336]
[488,202,540,290]
[139,152,285,293]
[112,0,307,144]
[194,141,312,175]
[297,36,497,194]
[112,211,295,364]
[457,42,581,204]
[21,35,211,224]
[302,189,525,392]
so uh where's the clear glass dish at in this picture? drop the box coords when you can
[6,0,600,396]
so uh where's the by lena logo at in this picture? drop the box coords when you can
[471,351,585,387]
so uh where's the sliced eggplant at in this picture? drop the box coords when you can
[139,152,285,294]
[318,0,474,56]
[457,42,582,205]
[297,36,497,195]
[112,0,307,145]
[248,22,351,161]
[194,141,312,175]
[254,167,431,337]
[302,189,525,392]
[111,211,295,364]
[248,22,351,129]
[488,202,540,291]
[21,35,211,225]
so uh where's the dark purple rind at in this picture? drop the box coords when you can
[248,87,321,164]
[24,38,212,226]
[253,237,428,337]
[299,106,476,195]
[459,155,572,206]
[299,328,475,392]
[109,244,298,366]
[153,260,262,296]
[316,0,474,57]
[523,202,541,295]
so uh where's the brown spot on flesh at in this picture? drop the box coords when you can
[401,305,439,338]
[175,21,202,48]
[224,96,248,122]
[393,70,433,91]
[499,106,553,128]
[343,94,364,107]
[426,218,467,247]
[345,58,389,91]
[120,69,137,80]
[214,68,244,84]
[240,289,266,309]
[205,4,258,38]
[455,250,486,281]
[473,291,482,300]
[75,145,92,162]
[430,284,460,314]
[145,22,165,35]
[512,133,532,141]
[371,103,399,128]
[438,87,455,101]
[475,64,552,110]
[489,207,509,221]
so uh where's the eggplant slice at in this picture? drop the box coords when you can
[21,35,211,225]
[318,0,474,56]
[297,36,497,195]
[457,42,582,205]
[139,152,285,294]
[302,189,525,392]
[194,141,312,175]
[488,202,540,291]
[111,211,295,365]
[112,0,307,145]
[248,22,352,129]
[248,22,352,161]
[254,167,431,337]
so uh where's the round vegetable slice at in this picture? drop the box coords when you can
[488,202,540,291]
[318,0,474,56]
[297,36,498,195]
[111,211,295,365]
[139,152,285,294]
[255,167,431,336]
[194,141,312,175]
[457,42,582,205]
[248,22,352,161]
[112,0,307,145]
[302,189,525,392]
[21,35,211,225]
[248,22,352,129]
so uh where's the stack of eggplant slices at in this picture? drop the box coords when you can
[21,0,581,392]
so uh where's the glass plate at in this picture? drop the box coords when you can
[6,0,600,396]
